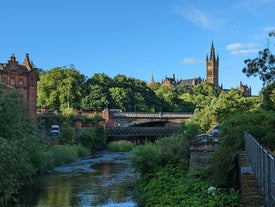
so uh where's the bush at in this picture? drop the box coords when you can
[61,124,75,144]
[77,125,106,154]
[129,134,190,175]
[155,134,190,166]
[129,143,162,175]
[134,166,241,207]
[107,140,135,152]
[208,110,275,187]
[47,145,78,166]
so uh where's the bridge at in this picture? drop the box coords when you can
[100,109,193,127]
[99,109,193,140]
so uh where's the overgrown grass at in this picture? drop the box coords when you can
[38,144,90,169]
[107,140,136,152]
[134,166,241,207]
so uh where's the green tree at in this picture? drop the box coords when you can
[0,91,40,205]
[260,82,275,111]
[109,87,131,111]
[243,32,275,85]
[37,65,86,111]
[81,84,107,111]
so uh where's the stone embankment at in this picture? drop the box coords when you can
[190,142,265,206]
[238,153,264,207]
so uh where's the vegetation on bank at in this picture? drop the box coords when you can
[0,91,107,206]
[107,140,136,152]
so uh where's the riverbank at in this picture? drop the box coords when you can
[13,150,138,207]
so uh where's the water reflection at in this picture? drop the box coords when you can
[13,151,137,207]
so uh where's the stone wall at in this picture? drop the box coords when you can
[238,153,264,207]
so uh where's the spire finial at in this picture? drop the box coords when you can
[24,53,33,70]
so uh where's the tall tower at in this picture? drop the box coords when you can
[206,42,219,86]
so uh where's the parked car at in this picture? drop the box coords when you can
[212,125,221,134]
[195,132,220,143]
[50,125,61,137]
[195,134,211,143]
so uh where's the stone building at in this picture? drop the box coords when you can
[159,42,252,96]
[238,81,252,97]
[0,54,38,117]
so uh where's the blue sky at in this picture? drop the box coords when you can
[0,0,274,95]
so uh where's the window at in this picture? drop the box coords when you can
[19,79,24,86]
[10,77,15,85]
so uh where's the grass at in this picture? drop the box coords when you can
[107,140,136,152]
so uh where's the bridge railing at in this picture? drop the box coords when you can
[244,132,275,207]
[107,126,180,138]
[112,112,193,118]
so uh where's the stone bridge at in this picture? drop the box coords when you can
[100,109,193,128]
[98,109,193,140]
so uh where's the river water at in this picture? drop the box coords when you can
[13,151,138,207]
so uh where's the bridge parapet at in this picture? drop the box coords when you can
[112,112,193,119]
[107,126,180,139]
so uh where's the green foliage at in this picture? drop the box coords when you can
[208,110,275,187]
[37,65,86,111]
[261,82,275,111]
[134,166,241,207]
[107,140,136,152]
[243,32,275,85]
[0,91,40,206]
[180,122,200,141]
[61,123,76,144]
[129,143,162,175]
[129,134,190,175]
[187,88,260,133]
[81,84,108,111]
[0,139,35,206]
[77,125,106,154]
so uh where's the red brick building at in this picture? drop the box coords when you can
[0,54,38,117]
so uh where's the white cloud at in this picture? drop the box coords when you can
[226,42,259,55]
[174,6,220,30]
[181,58,203,64]
[263,26,275,32]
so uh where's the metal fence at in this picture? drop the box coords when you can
[244,132,275,207]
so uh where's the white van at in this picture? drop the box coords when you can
[50,125,61,136]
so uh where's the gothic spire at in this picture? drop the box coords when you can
[24,53,33,70]
[210,41,215,60]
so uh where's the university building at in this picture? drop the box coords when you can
[0,54,38,117]
[155,42,251,96]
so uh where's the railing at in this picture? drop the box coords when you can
[107,126,180,138]
[244,132,275,207]
[112,112,193,119]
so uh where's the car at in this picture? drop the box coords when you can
[195,134,211,143]
[50,125,61,137]
[212,125,221,134]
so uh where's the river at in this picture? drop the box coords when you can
[12,151,138,207]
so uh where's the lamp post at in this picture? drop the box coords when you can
[104,100,109,110]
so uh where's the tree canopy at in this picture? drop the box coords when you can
[243,32,275,85]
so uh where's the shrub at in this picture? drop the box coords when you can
[129,143,162,175]
[129,134,190,175]
[107,140,135,152]
[77,125,106,154]
[61,124,75,144]
[208,110,275,187]
[48,145,78,166]
[134,166,241,207]
[155,134,190,166]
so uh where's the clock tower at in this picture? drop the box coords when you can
[206,42,219,86]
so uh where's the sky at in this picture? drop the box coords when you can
[0,0,274,95]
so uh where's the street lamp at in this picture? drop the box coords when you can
[104,100,109,110]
